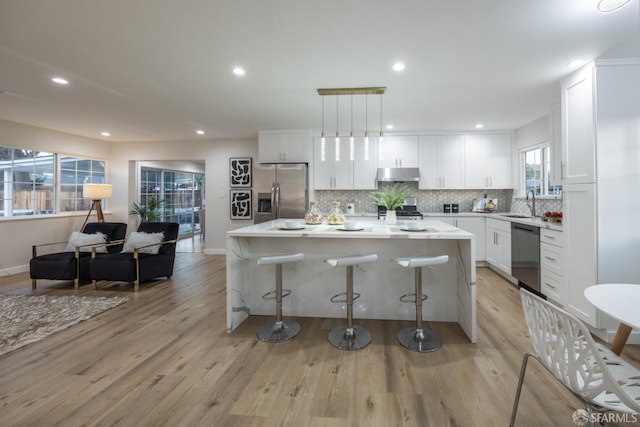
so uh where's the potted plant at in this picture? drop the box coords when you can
[370,183,411,224]
[130,195,165,222]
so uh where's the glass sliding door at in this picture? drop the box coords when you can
[138,167,204,236]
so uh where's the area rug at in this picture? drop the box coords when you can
[0,294,129,357]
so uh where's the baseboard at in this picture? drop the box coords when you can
[203,248,226,255]
[0,264,29,277]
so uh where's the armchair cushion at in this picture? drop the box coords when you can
[65,231,108,253]
[121,231,164,254]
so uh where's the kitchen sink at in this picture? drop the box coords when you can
[499,214,532,218]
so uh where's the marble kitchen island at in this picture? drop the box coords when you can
[226,219,477,343]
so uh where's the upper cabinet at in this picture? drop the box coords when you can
[418,135,464,189]
[258,130,312,163]
[313,137,353,189]
[353,137,379,190]
[463,134,513,189]
[561,64,595,185]
[378,135,419,168]
[313,136,379,190]
[549,101,562,187]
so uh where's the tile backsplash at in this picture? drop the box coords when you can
[314,182,562,216]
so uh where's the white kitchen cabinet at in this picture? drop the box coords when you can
[561,60,640,330]
[561,64,595,185]
[418,135,464,189]
[454,217,485,262]
[485,218,511,275]
[549,101,563,187]
[378,135,419,168]
[464,134,513,189]
[563,183,597,324]
[313,137,353,189]
[353,136,378,190]
[540,228,564,304]
[258,130,312,163]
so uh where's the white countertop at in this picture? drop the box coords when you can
[226,218,473,239]
[339,212,563,231]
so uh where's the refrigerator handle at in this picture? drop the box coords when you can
[270,183,276,218]
[274,183,281,218]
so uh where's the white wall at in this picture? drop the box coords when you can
[110,138,257,254]
[0,118,258,275]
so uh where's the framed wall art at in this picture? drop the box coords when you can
[229,157,252,188]
[230,190,252,220]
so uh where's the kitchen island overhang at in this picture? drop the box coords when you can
[226,219,477,343]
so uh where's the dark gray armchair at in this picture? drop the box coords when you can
[29,222,127,289]
[90,222,179,291]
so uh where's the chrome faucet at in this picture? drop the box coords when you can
[526,189,536,217]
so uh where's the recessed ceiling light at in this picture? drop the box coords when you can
[597,0,631,12]
[392,62,405,72]
[196,130,205,135]
[567,59,587,68]
[475,124,484,129]
[232,67,246,76]
[100,132,111,137]
[51,77,69,85]
[386,124,394,129]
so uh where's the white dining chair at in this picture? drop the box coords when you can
[510,288,640,426]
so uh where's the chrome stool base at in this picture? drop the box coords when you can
[328,325,372,350]
[397,327,442,352]
[257,320,301,343]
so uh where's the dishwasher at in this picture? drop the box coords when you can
[511,222,541,295]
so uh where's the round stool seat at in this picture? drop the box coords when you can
[394,255,449,268]
[258,253,304,266]
[256,253,304,343]
[325,254,378,267]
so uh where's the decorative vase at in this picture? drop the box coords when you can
[386,209,397,225]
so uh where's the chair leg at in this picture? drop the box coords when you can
[509,352,536,427]
[32,279,36,290]
[93,279,98,290]
[74,278,79,290]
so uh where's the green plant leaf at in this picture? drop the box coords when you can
[369,183,411,210]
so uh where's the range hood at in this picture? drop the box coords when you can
[377,167,420,182]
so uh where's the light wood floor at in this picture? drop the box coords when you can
[1,254,639,427]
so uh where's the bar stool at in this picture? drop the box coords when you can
[325,254,378,350]
[256,253,304,343]
[394,255,449,352]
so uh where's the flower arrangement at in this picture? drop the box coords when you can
[370,183,411,210]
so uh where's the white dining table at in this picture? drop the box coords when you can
[584,283,640,355]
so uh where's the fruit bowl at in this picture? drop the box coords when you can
[542,211,563,223]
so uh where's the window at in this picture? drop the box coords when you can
[0,148,54,216]
[522,145,560,196]
[59,156,106,213]
[0,145,107,218]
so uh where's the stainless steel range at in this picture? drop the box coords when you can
[377,205,423,220]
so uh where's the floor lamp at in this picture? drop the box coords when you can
[81,183,112,231]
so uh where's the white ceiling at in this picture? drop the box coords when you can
[0,0,638,142]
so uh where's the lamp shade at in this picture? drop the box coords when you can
[83,183,112,199]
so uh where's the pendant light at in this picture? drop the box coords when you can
[320,96,326,162]
[364,94,369,161]
[335,95,340,162]
[379,92,384,144]
[349,93,354,161]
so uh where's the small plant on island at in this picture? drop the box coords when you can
[370,183,411,210]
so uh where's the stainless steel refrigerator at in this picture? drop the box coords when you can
[253,163,308,224]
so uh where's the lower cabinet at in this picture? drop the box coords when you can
[540,228,564,304]
[485,218,511,275]
[432,216,485,262]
